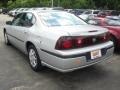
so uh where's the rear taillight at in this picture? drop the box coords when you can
[55,33,110,50]
[99,32,111,42]
[55,36,84,50]
[55,37,73,50]
[74,37,84,47]
[61,38,73,49]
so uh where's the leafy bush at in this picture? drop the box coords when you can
[0,0,120,10]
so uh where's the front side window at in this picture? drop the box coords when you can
[12,13,36,27]
[12,13,23,26]
[38,12,87,27]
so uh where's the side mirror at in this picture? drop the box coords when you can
[6,21,12,25]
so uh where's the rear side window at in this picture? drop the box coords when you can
[24,13,36,26]
[25,13,36,24]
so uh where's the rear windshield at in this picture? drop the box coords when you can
[38,12,87,26]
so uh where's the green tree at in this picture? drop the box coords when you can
[0,0,120,10]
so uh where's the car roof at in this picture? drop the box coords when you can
[21,10,66,14]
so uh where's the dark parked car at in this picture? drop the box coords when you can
[2,8,9,14]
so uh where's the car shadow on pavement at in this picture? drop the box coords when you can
[36,65,111,89]
[114,48,120,55]
[5,44,112,90]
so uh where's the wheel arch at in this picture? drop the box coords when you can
[109,29,119,40]
[3,28,6,34]
[26,41,36,52]
[110,33,118,43]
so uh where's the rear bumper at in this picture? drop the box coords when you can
[40,41,114,72]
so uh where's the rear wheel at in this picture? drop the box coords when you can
[28,45,43,72]
[4,32,10,45]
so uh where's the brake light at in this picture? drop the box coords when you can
[62,39,73,49]
[55,36,84,50]
[99,32,111,42]
[55,37,73,50]
[74,37,84,47]
[55,33,110,50]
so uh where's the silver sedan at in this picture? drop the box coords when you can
[4,10,114,72]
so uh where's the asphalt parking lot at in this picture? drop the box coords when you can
[0,14,120,90]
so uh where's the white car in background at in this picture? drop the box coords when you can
[15,8,26,15]
[4,10,113,72]
[8,9,18,16]
[79,10,100,20]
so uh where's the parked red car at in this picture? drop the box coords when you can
[87,17,120,49]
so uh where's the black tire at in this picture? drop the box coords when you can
[28,45,43,72]
[4,31,10,45]
[110,36,118,51]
